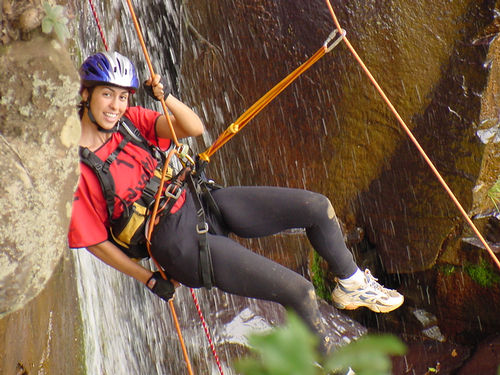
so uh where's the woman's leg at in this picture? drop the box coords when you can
[211,186,358,278]
[209,234,325,336]
[152,194,325,336]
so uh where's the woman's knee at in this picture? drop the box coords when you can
[307,192,337,222]
[284,277,317,306]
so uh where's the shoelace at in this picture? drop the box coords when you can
[364,269,401,298]
[364,269,386,291]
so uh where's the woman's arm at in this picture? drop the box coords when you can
[156,94,205,139]
[87,240,153,285]
[145,74,205,139]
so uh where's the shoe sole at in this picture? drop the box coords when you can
[333,296,404,313]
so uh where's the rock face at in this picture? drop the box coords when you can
[181,0,500,340]
[0,35,80,317]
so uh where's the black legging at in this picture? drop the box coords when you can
[152,186,357,337]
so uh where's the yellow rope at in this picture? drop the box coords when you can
[198,46,327,162]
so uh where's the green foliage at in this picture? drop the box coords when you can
[235,313,319,375]
[465,259,500,287]
[324,334,406,375]
[311,251,331,301]
[440,264,456,276]
[488,178,500,212]
[41,2,70,43]
[235,311,406,375]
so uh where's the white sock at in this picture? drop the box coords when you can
[338,268,365,289]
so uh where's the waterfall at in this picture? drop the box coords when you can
[70,1,366,373]
[71,1,240,373]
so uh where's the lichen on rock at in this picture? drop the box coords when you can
[0,35,79,318]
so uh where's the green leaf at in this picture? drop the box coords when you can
[324,334,406,375]
[41,17,54,34]
[54,22,70,42]
[51,5,65,19]
[43,2,52,16]
[235,312,319,375]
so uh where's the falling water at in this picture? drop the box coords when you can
[71,0,240,373]
[69,1,321,374]
[69,1,373,373]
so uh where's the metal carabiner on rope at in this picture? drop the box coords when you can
[324,28,346,52]
[176,143,195,165]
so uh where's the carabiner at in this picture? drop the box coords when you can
[176,143,195,166]
[323,29,346,53]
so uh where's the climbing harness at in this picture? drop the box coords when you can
[79,117,179,259]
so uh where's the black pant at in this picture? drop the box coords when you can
[152,186,357,336]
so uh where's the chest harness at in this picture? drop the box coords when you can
[79,117,218,288]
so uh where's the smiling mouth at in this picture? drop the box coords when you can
[103,112,118,120]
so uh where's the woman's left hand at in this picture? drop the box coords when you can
[144,74,168,101]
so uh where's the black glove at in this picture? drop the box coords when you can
[143,76,169,101]
[147,271,175,301]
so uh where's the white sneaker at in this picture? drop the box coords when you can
[332,269,404,313]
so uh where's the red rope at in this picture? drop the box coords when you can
[190,288,225,375]
[88,0,109,51]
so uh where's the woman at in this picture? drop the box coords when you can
[68,51,403,352]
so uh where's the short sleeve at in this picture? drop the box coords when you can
[67,164,109,248]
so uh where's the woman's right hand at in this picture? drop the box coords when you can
[147,271,175,301]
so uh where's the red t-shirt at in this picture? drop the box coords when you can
[68,106,185,249]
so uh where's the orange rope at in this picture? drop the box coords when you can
[124,2,194,374]
[323,0,500,271]
[145,149,176,277]
[169,299,193,374]
[125,0,179,148]
[199,46,328,162]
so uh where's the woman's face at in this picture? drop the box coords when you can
[86,85,129,129]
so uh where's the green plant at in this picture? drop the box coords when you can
[440,264,456,276]
[235,311,406,375]
[311,251,331,301]
[488,178,500,212]
[324,334,406,375]
[41,2,70,43]
[465,259,500,287]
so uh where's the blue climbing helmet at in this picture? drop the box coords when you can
[79,51,139,92]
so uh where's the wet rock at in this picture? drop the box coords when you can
[182,0,499,277]
[0,35,79,318]
[393,340,470,375]
[435,267,500,343]
[177,290,367,369]
[412,308,446,342]
[457,335,500,375]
